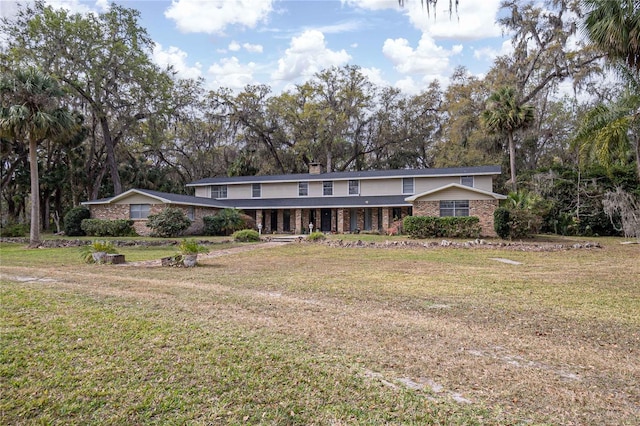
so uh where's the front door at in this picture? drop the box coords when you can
[350,208,358,232]
[283,209,291,232]
[320,209,331,232]
[270,209,278,233]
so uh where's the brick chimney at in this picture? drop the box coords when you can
[309,162,323,175]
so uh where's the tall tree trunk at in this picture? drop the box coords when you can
[634,136,640,182]
[100,117,123,195]
[28,138,40,247]
[508,131,517,192]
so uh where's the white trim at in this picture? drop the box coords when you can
[404,183,507,202]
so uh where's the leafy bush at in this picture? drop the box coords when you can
[307,231,326,241]
[81,219,136,237]
[178,239,209,255]
[79,240,118,264]
[146,207,192,237]
[203,208,246,236]
[493,206,541,239]
[508,209,542,239]
[63,207,91,236]
[403,216,481,239]
[0,222,28,237]
[232,229,260,242]
[493,208,511,239]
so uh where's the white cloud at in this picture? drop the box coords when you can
[404,0,502,40]
[243,43,263,53]
[344,0,502,40]
[473,39,512,62]
[272,30,351,82]
[359,67,388,88]
[207,57,257,90]
[165,0,274,35]
[382,34,461,76]
[41,0,109,15]
[228,41,241,52]
[152,43,203,80]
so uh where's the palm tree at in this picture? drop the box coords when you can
[578,0,640,182]
[582,0,640,74]
[574,91,640,180]
[0,69,77,247]
[481,87,535,192]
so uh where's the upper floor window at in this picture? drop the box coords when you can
[323,181,333,196]
[211,185,227,199]
[402,177,414,194]
[440,200,469,217]
[298,181,308,196]
[348,180,359,195]
[130,204,150,219]
[252,183,261,198]
[461,176,474,187]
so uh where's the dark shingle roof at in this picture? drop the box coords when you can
[187,165,502,186]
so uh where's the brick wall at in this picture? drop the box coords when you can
[410,199,498,237]
[88,204,219,236]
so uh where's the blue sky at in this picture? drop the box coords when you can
[1,0,511,94]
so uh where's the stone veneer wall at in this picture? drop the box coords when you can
[88,204,219,236]
[410,199,498,237]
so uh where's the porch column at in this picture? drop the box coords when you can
[295,209,302,234]
[277,210,283,233]
[256,209,263,231]
[381,207,390,231]
[337,209,344,233]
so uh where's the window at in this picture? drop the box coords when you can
[348,180,359,195]
[211,185,227,199]
[252,183,261,198]
[186,206,195,221]
[298,181,308,196]
[130,204,150,219]
[461,176,474,187]
[402,177,414,194]
[440,200,469,217]
[323,181,333,196]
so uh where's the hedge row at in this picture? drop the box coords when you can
[403,216,482,239]
[81,219,137,237]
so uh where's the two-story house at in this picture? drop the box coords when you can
[83,164,507,237]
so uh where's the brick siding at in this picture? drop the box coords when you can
[411,199,498,237]
[88,204,219,236]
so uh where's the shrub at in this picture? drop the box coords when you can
[403,216,481,239]
[178,239,209,255]
[307,231,326,241]
[81,219,136,237]
[0,222,28,237]
[493,207,541,239]
[63,207,91,236]
[203,208,245,236]
[493,208,511,239]
[79,240,118,264]
[146,207,192,237]
[232,229,260,242]
[508,209,542,239]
